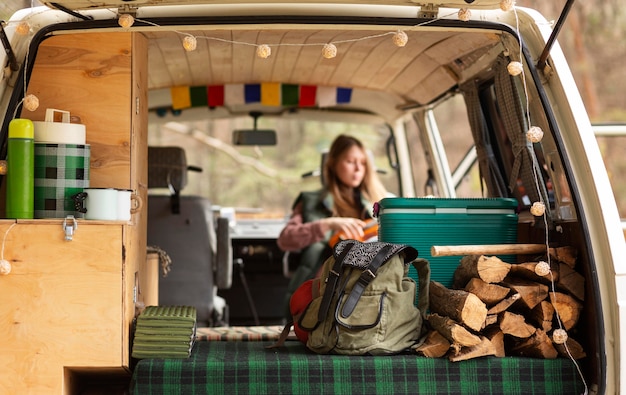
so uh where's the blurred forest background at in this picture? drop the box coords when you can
[2,1,626,215]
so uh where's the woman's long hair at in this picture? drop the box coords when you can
[323,134,388,218]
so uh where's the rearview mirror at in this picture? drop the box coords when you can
[233,130,277,146]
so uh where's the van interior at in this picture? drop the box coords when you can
[0,1,614,394]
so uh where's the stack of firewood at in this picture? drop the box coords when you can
[414,247,586,361]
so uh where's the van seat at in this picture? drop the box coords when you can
[147,146,232,327]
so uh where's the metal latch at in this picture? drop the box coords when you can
[418,4,439,19]
[63,215,78,241]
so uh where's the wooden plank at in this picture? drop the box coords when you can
[25,32,132,190]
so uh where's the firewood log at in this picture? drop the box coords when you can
[499,311,536,338]
[530,300,555,332]
[553,336,587,360]
[430,280,487,332]
[487,293,521,315]
[483,327,506,357]
[501,279,549,310]
[549,292,582,330]
[557,262,585,301]
[427,313,482,347]
[449,336,497,362]
[453,255,511,288]
[413,330,450,358]
[549,246,577,268]
[464,278,510,306]
[510,329,558,359]
[509,261,559,284]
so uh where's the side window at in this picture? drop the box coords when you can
[431,95,482,198]
[596,126,626,223]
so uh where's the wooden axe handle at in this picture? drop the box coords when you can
[430,244,546,257]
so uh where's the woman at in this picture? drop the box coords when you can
[277,134,388,318]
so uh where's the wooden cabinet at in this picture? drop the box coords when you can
[0,32,149,393]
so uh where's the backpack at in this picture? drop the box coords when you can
[296,239,430,355]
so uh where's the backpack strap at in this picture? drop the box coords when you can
[317,240,355,323]
[339,244,394,318]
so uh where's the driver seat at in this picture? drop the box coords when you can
[147,146,232,327]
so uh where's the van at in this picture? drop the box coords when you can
[0,1,623,394]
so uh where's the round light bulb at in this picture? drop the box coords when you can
[23,94,39,112]
[256,44,271,59]
[16,21,31,35]
[392,31,408,47]
[322,43,337,59]
[526,126,544,143]
[534,261,551,276]
[500,0,515,11]
[0,160,7,175]
[507,61,523,76]
[118,14,135,29]
[552,328,568,344]
[183,35,197,52]
[458,8,471,22]
[530,201,546,217]
[0,259,11,275]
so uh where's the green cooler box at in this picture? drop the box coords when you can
[377,197,519,288]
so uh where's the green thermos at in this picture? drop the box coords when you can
[6,118,34,219]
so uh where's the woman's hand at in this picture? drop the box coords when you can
[320,217,366,240]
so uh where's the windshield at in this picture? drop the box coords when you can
[148,117,398,220]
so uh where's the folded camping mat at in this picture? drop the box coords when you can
[130,341,586,395]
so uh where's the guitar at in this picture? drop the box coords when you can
[328,218,378,248]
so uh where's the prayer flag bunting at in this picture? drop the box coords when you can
[170,83,352,110]
[207,85,224,107]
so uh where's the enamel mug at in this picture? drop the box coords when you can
[73,188,118,220]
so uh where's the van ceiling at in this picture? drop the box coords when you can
[144,27,501,120]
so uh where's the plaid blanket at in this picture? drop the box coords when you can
[130,341,585,394]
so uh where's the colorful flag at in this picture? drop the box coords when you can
[317,86,336,107]
[261,82,281,106]
[244,84,261,103]
[190,86,208,107]
[299,85,317,107]
[337,87,352,104]
[170,86,191,110]
[282,84,299,106]
[207,85,224,107]
[224,84,244,106]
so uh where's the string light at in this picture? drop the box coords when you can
[534,261,551,276]
[526,126,544,143]
[322,43,337,59]
[507,61,523,76]
[16,21,31,35]
[392,31,408,47]
[0,160,6,175]
[552,328,568,344]
[530,201,546,217]
[23,94,39,111]
[500,0,516,12]
[0,223,16,276]
[256,44,271,59]
[183,35,197,52]
[458,8,471,22]
[118,14,135,28]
